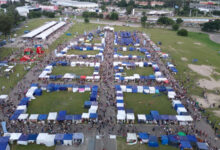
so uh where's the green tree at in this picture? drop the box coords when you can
[141,12,147,28]
[109,12,118,20]
[172,24,179,31]
[126,5,133,15]
[177,29,188,36]
[84,17,89,23]
[176,18,183,24]
[157,16,175,26]
[82,11,90,18]
[201,19,220,32]
[0,14,13,37]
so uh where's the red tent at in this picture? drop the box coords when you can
[36,47,44,54]
[24,48,33,55]
[80,76,86,80]
[20,55,31,62]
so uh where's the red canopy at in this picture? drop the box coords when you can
[20,55,31,62]
[36,47,44,54]
[24,48,32,52]
[80,76,86,80]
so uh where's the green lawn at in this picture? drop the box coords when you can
[48,23,103,53]
[0,64,32,95]
[0,47,16,61]
[117,137,178,150]
[11,144,55,150]
[28,91,90,114]
[67,49,99,55]
[117,51,145,56]
[125,67,154,76]
[124,93,176,115]
[52,66,94,76]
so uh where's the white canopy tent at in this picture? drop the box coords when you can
[127,133,137,145]
[47,112,57,121]
[22,21,57,38]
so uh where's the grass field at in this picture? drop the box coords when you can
[28,91,90,114]
[0,47,16,61]
[125,67,154,76]
[11,144,55,150]
[0,64,32,95]
[52,66,94,76]
[67,49,99,55]
[117,137,178,150]
[48,23,103,53]
[117,51,145,56]
[123,93,176,115]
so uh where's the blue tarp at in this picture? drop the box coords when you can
[161,135,168,145]
[197,142,208,150]
[34,88,42,96]
[28,134,38,141]
[38,114,48,121]
[148,136,159,147]
[146,115,153,121]
[168,135,179,146]
[1,122,7,133]
[0,136,9,144]
[57,111,66,121]
[180,141,192,149]
[0,143,8,150]
[138,133,149,140]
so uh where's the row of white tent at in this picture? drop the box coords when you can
[113,61,153,67]
[4,133,84,147]
[4,65,14,73]
[36,21,66,40]
[22,21,57,38]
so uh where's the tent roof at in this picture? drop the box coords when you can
[176,115,193,122]
[48,112,57,120]
[63,134,73,140]
[38,114,48,120]
[28,134,38,141]
[29,114,39,120]
[138,133,149,140]
[0,136,9,144]
[73,133,84,139]
[18,134,28,141]
[55,134,64,141]
[137,114,146,120]
[180,141,192,149]
[127,133,137,141]
[197,142,209,150]
[10,133,22,140]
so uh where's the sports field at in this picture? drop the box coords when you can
[123,93,176,115]
[27,91,90,114]
[125,67,154,76]
[117,137,178,150]
[67,49,99,55]
[52,66,94,76]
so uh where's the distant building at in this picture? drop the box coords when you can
[51,0,98,8]
[135,1,164,7]
[36,4,59,11]
[16,6,41,17]
[147,10,173,16]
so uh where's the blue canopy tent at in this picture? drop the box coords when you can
[73,115,82,121]
[65,115,74,121]
[18,134,28,144]
[73,133,84,144]
[57,111,67,121]
[27,134,38,142]
[148,136,159,147]
[38,114,48,121]
[161,135,168,145]
[10,110,24,120]
[55,134,64,145]
[0,136,9,150]
[18,97,30,106]
[168,135,179,146]
[150,111,161,121]
[89,113,98,119]
[63,134,73,145]
[116,100,124,103]
[196,142,209,150]
[138,133,149,142]
[66,33,72,36]
[174,104,185,110]
[180,141,192,150]
[187,135,197,145]
[126,109,134,114]
[84,101,91,108]
[146,115,153,121]
[34,88,42,96]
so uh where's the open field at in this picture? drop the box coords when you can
[117,50,145,56]
[124,93,176,115]
[52,66,94,76]
[117,137,178,150]
[0,64,32,95]
[125,67,154,76]
[28,91,90,114]
[0,47,16,61]
[11,144,55,150]
[48,23,103,53]
[67,49,99,55]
